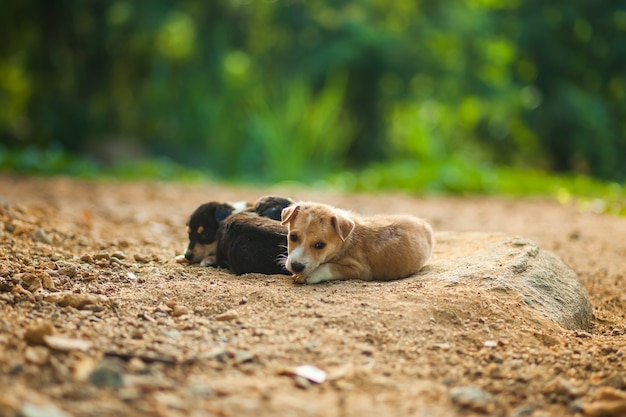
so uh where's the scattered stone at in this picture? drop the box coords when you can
[234,350,255,364]
[11,285,35,302]
[24,320,55,345]
[584,400,626,416]
[432,343,451,351]
[57,266,77,278]
[155,303,172,314]
[80,254,94,264]
[139,313,156,322]
[165,298,178,309]
[450,386,493,413]
[172,305,189,317]
[281,365,327,384]
[127,357,147,373]
[89,359,124,388]
[111,251,126,259]
[134,254,154,263]
[73,356,97,381]
[44,292,108,309]
[294,376,311,389]
[24,346,50,365]
[126,272,138,281]
[605,374,626,390]
[93,253,110,261]
[215,310,239,322]
[40,272,56,291]
[240,296,248,305]
[483,340,498,348]
[32,228,52,244]
[19,402,71,417]
[44,335,92,352]
[583,386,626,417]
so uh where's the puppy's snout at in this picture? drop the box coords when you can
[290,261,305,274]
[184,250,194,261]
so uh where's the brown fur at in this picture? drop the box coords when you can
[281,202,434,284]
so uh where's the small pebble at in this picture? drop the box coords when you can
[20,402,71,417]
[111,251,126,259]
[24,346,50,365]
[234,350,255,364]
[293,365,327,384]
[44,335,92,352]
[57,266,77,278]
[134,254,152,263]
[24,320,55,346]
[73,356,97,381]
[32,228,52,244]
[294,376,311,389]
[172,305,189,317]
[215,310,239,322]
[89,359,124,388]
[450,386,493,412]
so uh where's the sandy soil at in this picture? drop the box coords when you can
[0,175,625,417]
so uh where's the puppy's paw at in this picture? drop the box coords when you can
[303,264,333,284]
[200,256,217,267]
[292,274,308,284]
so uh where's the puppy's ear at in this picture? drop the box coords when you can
[280,204,300,225]
[332,214,355,241]
[215,204,234,223]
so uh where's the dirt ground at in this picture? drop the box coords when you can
[1,175,625,417]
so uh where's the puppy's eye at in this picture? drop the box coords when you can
[314,241,326,250]
[290,233,298,242]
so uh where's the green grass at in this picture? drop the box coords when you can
[1,146,624,216]
[328,159,626,216]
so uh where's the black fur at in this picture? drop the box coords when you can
[252,196,294,221]
[184,195,294,270]
[216,213,290,275]
[184,202,236,262]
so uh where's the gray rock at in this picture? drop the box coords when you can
[89,359,124,388]
[449,385,493,412]
[428,232,593,330]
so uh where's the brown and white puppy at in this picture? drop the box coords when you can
[184,195,293,267]
[215,213,290,275]
[280,202,434,284]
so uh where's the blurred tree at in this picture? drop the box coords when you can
[0,0,624,182]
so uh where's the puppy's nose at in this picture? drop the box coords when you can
[184,251,194,261]
[290,261,305,273]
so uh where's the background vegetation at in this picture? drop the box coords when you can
[1,1,625,209]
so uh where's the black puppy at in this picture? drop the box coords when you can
[184,201,246,266]
[215,213,290,275]
[184,195,293,267]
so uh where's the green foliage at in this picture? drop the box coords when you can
[0,146,206,182]
[2,145,624,217]
[0,0,625,186]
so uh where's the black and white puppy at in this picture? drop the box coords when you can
[184,201,247,266]
[215,213,290,275]
[183,195,293,269]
